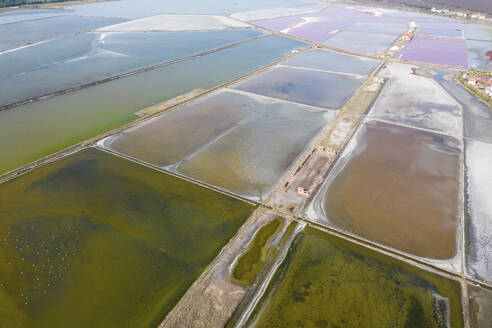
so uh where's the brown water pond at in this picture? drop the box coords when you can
[309,120,460,259]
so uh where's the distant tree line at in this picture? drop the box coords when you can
[0,0,72,8]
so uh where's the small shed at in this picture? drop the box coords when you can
[297,187,309,196]
[401,33,413,41]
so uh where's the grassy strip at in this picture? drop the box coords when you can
[232,218,283,286]
[251,220,298,287]
[225,220,298,328]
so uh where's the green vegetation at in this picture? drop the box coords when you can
[225,220,298,328]
[247,227,463,327]
[232,218,283,286]
[0,148,254,328]
[0,0,71,8]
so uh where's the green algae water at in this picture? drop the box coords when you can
[0,35,305,175]
[247,227,463,328]
[232,217,283,286]
[0,148,254,328]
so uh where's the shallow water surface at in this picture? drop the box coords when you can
[464,24,492,41]
[177,93,336,199]
[346,22,407,36]
[0,35,304,175]
[251,16,303,31]
[0,33,94,80]
[247,227,463,327]
[466,40,492,71]
[285,19,350,42]
[468,284,492,328]
[105,90,261,167]
[68,0,317,18]
[0,29,264,106]
[400,37,468,68]
[0,15,125,51]
[232,66,364,109]
[309,120,460,259]
[0,148,254,328]
[369,62,462,136]
[323,30,397,54]
[105,89,336,200]
[0,9,66,25]
[464,139,492,284]
[419,28,463,38]
[281,49,379,75]
[437,77,492,144]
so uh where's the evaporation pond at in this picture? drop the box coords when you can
[437,75,492,144]
[67,0,318,18]
[400,37,468,68]
[104,89,336,200]
[464,24,492,41]
[0,29,264,106]
[247,227,463,327]
[347,23,407,36]
[0,33,95,80]
[285,19,350,42]
[0,148,254,328]
[308,120,460,259]
[251,16,303,31]
[466,40,492,72]
[0,34,304,175]
[231,66,364,109]
[323,30,397,54]
[464,139,492,284]
[282,48,379,76]
[369,62,462,136]
[0,15,125,51]
[419,28,463,38]
[0,9,65,25]
[468,284,492,328]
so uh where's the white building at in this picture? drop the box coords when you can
[486,85,492,97]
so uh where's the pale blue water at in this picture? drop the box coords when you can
[0,15,125,51]
[282,49,380,76]
[0,9,68,25]
[0,12,64,25]
[0,33,94,79]
[466,40,492,71]
[324,31,397,54]
[464,24,492,41]
[420,28,463,38]
[232,66,365,109]
[0,29,264,106]
[0,35,305,174]
[346,23,407,37]
[67,0,317,18]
